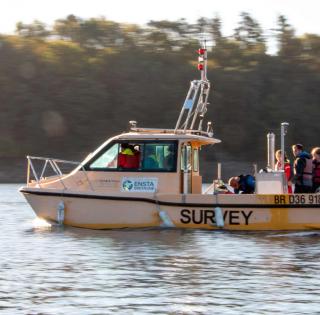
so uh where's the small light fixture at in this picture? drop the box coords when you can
[129,120,137,129]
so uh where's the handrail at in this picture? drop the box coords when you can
[26,156,94,191]
[27,155,80,164]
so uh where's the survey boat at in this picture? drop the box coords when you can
[20,45,320,230]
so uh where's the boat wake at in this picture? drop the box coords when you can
[268,231,320,238]
[32,217,52,229]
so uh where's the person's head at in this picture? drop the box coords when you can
[121,143,129,151]
[228,177,240,189]
[275,149,288,162]
[292,144,303,157]
[311,147,320,161]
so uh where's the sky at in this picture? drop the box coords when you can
[1,0,319,38]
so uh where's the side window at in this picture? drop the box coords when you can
[89,143,119,169]
[143,144,159,170]
[181,145,192,171]
[142,143,176,171]
[163,144,175,171]
[193,148,199,172]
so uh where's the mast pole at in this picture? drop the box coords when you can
[280,122,289,171]
[174,39,212,135]
[201,40,207,81]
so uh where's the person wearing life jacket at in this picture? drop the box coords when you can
[275,149,293,193]
[118,143,135,169]
[292,144,313,193]
[311,147,320,193]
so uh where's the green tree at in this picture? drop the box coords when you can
[234,12,266,53]
[15,20,49,38]
[210,15,223,47]
[53,14,82,42]
[275,15,301,58]
[146,19,192,50]
[299,34,320,70]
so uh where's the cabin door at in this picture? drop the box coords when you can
[181,144,192,194]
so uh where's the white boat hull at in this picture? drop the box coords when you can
[21,188,320,230]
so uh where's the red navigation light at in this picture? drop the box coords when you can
[198,48,206,55]
[198,64,204,71]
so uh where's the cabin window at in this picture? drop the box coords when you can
[180,145,192,171]
[86,141,177,172]
[89,143,119,169]
[142,143,176,171]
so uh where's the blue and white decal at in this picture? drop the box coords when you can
[121,177,158,193]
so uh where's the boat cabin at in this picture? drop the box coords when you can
[78,128,220,194]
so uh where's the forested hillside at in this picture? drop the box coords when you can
[0,14,319,181]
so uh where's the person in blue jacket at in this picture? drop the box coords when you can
[228,175,255,194]
[292,144,313,193]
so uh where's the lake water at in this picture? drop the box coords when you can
[1,184,320,314]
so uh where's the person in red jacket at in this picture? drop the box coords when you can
[275,150,292,193]
[311,147,320,192]
[118,143,140,169]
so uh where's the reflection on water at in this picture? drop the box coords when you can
[1,184,320,314]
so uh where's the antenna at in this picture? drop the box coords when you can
[198,39,207,81]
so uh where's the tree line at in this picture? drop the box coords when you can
[0,13,319,181]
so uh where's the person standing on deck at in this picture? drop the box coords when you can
[311,147,320,192]
[292,144,313,193]
[275,149,292,193]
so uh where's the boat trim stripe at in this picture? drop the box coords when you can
[20,189,320,209]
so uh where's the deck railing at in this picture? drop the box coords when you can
[26,156,94,190]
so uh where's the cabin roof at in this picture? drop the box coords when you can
[113,128,221,145]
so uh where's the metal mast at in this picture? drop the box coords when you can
[174,41,212,135]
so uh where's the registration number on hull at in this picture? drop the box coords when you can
[274,194,320,205]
